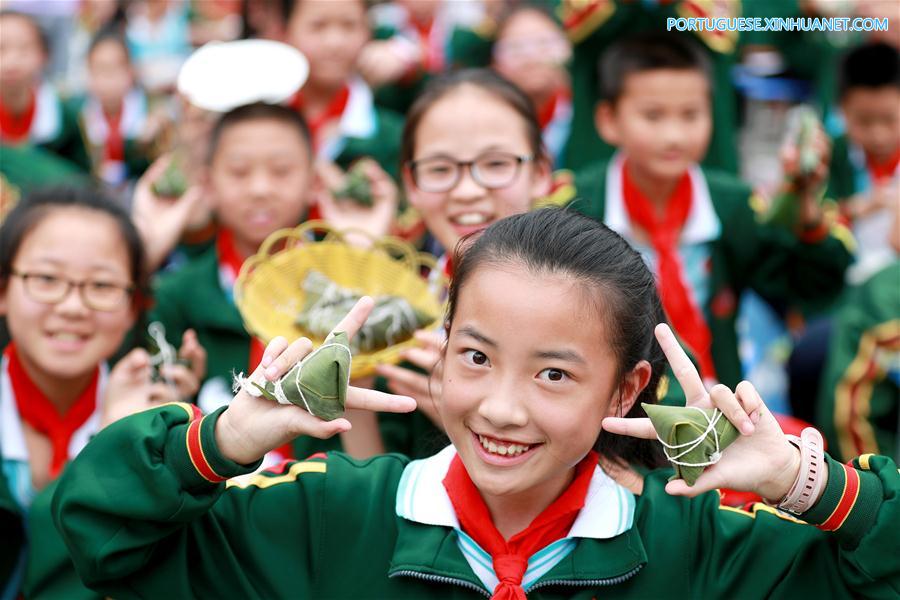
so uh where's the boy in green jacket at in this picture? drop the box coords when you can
[149,102,398,461]
[570,32,853,399]
[45,208,900,599]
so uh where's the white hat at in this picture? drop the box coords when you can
[177,39,309,113]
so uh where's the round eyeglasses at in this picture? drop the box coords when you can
[409,152,533,193]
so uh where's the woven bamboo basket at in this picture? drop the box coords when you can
[234,221,447,378]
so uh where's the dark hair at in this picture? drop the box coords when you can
[400,68,548,167]
[445,207,667,469]
[0,186,146,305]
[87,27,130,63]
[598,32,711,103]
[838,42,900,99]
[0,10,50,56]
[206,102,312,164]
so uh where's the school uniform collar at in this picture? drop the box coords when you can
[390,446,647,594]
[31,81,62,144]
[318,77,378,162]
[604,151,721,245]
[81,88,148,145]
[395,445,636,539]
[0,353,108,464]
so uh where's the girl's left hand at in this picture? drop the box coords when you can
[315,159,399,245]
[602,324,802,501]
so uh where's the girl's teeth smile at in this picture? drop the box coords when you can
[478,434,532,457]
[453,213,490,226]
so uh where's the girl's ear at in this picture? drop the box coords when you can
[401,165,424,209]
[609,359,652,417]
[0,282,8,317]
[594,101,620,146]
[529,155,553,198]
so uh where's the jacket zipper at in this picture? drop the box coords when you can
[525,563,645,593]
[389,570,491,597]
[390,563,644,597]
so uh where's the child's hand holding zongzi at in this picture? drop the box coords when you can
[602,324,809,502]
[316,159,399,245]
[215,297,417,465]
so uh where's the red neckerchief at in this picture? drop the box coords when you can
[537,88,570,131]
[442,255,454,280]
[216,229,293,459]
[443,450,598,600]
[293,84,350,152]
[5,343,99,478]
[0,89,36,143]
[412,16,444,72]
[622,159,717,381]
[103,106,125,161]
[866,148,900,182]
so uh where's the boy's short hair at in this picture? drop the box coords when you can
[0,10,50,56]
[207,102,313,163]
[87,26,130,62]
[598,32,711,103]
[838,42,900,99]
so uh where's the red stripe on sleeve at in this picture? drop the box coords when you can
[818,464,860,531]
[186,417,227,483]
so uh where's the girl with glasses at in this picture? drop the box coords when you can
[375,70,553,447]
[0,186,204,598]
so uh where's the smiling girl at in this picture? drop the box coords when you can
[0,186,204,598]
[51,208,898,599]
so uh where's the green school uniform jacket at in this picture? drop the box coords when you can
[42,403,900,599]
[570,156,854,394]
[561,0,741,174]
[818,261,900,463]
[72,90,152,184]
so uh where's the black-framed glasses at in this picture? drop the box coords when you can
[11,270,134,312]
[409,152,533,193]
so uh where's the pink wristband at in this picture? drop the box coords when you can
[770,427,826,515]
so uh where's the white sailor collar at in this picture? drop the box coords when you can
[31,81,63,144]
[82,88,148,145]
[395,445,636,540]
[0,354,109,463]
[604,151,721,245]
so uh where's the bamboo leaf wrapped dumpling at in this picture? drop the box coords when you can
[296,271,433,353]
[642,403,740,486]
[249,331,352,421]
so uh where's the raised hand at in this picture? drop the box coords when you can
[375,329,445,428]
[215,297,417,464]
[602,324,802,500]
[131,154,207,271]
[315,159,399,245]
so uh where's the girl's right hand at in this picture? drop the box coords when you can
[215,297,417,465]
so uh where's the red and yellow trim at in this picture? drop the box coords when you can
[817,463,860,532]
[560,0,616,44]
[834,320,900,459]
[185,413,227,484]
[226,460,326,489]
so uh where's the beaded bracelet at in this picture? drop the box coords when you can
[768,427,826,515]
